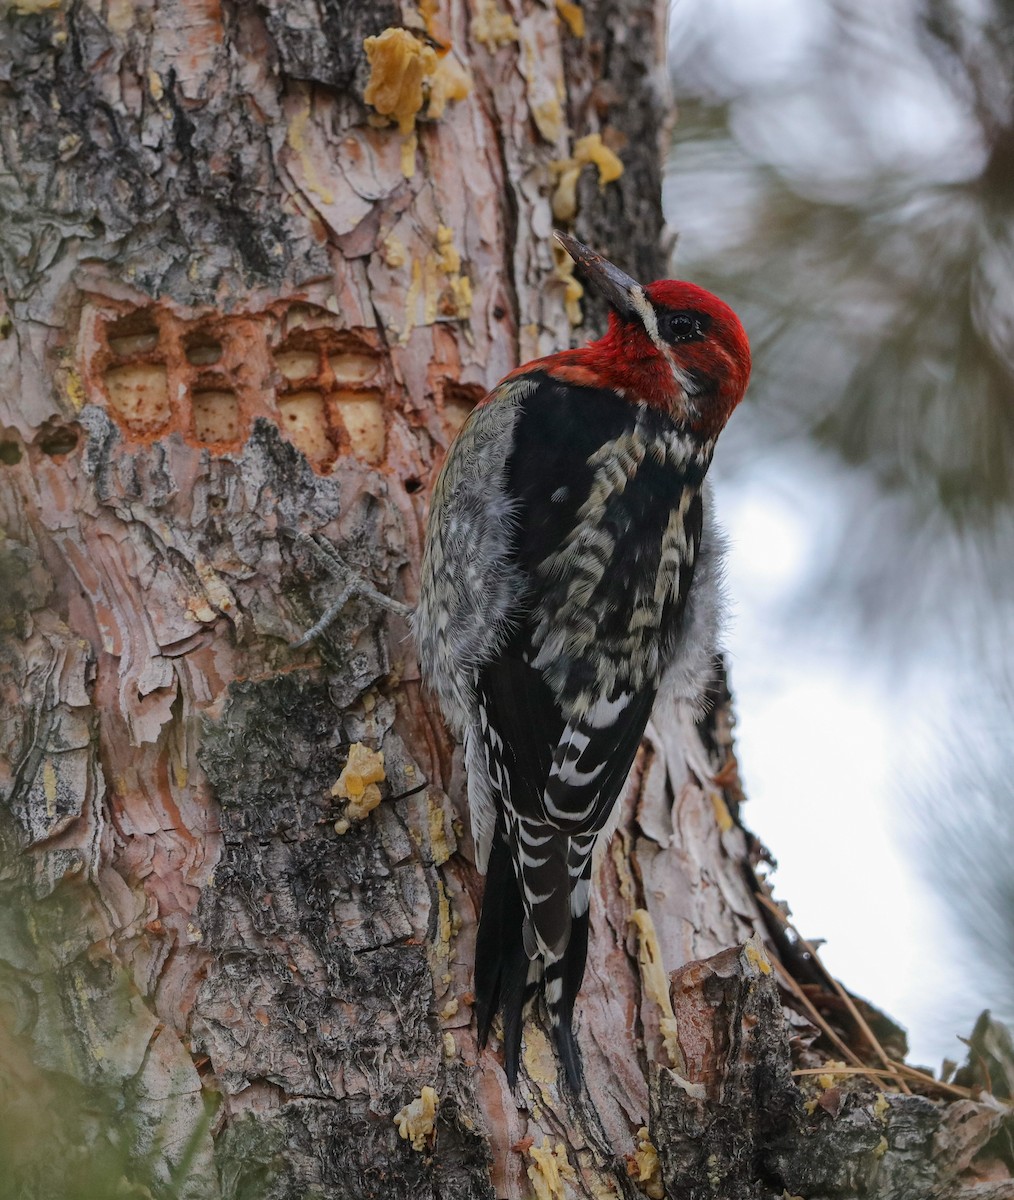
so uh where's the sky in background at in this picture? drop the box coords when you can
[711,427,980,1068]
[665,0,1004,1067]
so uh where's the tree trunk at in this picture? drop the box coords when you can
[0,1,1011,1198]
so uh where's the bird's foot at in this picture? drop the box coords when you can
[286,531,412,648]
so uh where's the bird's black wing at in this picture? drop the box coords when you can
[472,371,703,1090]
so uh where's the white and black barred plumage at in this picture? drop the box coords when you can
[416,234,751,1089]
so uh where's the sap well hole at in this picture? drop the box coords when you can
[106,311,159,357]
[185,334,224,366]
[37,422,79,457]
[329,351,378,383]
[275,349,319,381]
[192,390,240,444]
[334,391,385,464]
[277,391,331,466]
[442,382,483,436]
[104,363,171,434]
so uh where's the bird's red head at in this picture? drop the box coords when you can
[554,234,751,440]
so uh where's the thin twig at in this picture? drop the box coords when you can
[887,1060,980,1101]
[792,1066,896,1076]
[770,956,867,1070]
[757,891,911,1094]
[791,1064,973,1100]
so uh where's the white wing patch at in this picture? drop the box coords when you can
[583,689,633,729]
[465,711,499,874]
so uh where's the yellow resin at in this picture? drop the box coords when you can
[528,1138,577,1200]
[556,0,585,37]
[630,1127,664,1199]
[331,743,386,821]
[394,1086,439,1151]
[551,132,624,221]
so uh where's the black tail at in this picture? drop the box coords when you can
[473,818,589,1091]
[474,818,532,1087]
[553,871,592,1091]
[547,839,595,1090]
[543,919,588,1091]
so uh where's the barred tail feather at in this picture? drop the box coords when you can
[474,818,537,1087]
[561,840,594,1050]
[545,922,588,1091]
[475,818,591,1091]
[549,837,594,1091]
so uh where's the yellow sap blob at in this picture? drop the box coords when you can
[363,28,438,135]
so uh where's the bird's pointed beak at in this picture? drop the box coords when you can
[554,232,642,320]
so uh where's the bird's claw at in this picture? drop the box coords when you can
[286,531,413,648]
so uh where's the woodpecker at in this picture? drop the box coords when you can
[416,233,751,1090]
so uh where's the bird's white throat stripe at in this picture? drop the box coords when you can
[630,284,696,398]
[629,285,661,346]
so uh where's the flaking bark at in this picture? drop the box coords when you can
[0,1,1011,1198]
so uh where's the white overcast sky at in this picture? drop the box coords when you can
[667,0,993,1068]
[712,438,982,1067]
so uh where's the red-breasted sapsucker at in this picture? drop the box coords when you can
[416,233,751,1090]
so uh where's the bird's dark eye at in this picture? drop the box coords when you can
[660,310,706,343]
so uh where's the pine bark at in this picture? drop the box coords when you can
[0,1,1011,1198]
